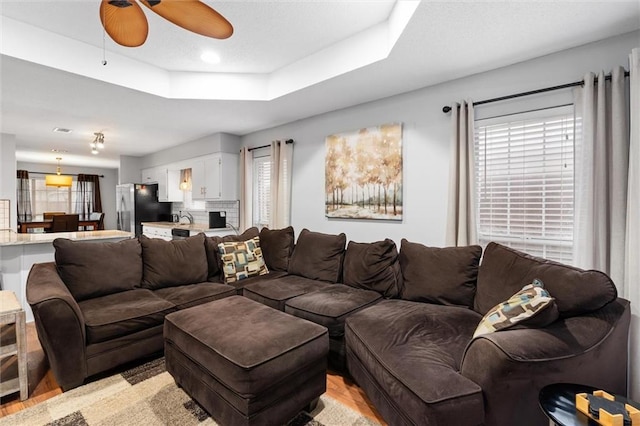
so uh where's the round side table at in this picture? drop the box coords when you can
[539,383,639,426]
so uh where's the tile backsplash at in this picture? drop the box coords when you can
[0,199,10,230]
[171,200,239,228]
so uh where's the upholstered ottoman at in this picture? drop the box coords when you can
[164,296,329,426]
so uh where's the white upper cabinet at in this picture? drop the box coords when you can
[141,167,158,184]
[157,168,183,202]
[191,153,238,200]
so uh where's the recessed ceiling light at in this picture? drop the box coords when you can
[200,51,221,64]
[53,127,72,133]
[51,149,68,153]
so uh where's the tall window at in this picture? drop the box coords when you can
[31,178,77,216]
[474,106,575,263]
[253,155,271,228]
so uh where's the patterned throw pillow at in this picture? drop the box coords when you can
[218,237,269,283]
[473,279,559,338]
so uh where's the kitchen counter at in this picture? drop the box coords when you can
[141,222,236,234]
[0,230,132,246]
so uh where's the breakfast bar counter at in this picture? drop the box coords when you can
[0,229,132,246]
[0,230,132,322]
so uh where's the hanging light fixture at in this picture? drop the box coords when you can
[179,168,192,191]
[45,157,72,187]
[91,132,105,155]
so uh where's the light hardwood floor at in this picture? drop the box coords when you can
[1,323,386,424]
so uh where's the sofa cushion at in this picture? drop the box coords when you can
[473,279,559,338]
[475,242,618,317]
[154,282,236,310]
[78,289,175,344]
[54,237,142,301]
[343,239,402,298]
[287,229,346,283]
[140,234,208,290]
[243,275,334,311]
[213,270,288,294]
[345,300,485,426]
[218,237,269,283]
[285,285,382,337]
[259,226,295,272]
[205,227,260,280]
[399,239,482,308]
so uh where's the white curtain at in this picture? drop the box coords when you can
[270,140,293,229]
[239,147,253,231]
[625,48,640,401]
[573,67,629,289]
[445,100,477,246]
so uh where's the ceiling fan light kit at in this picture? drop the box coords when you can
[101,0,233,48]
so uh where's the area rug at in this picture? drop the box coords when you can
[0,357,381,426]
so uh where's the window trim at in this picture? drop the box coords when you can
[252,154,271,228]
[474,105,575,263]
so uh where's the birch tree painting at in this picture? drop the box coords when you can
[325,123,403,220]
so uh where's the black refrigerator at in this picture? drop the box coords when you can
[116,183,172,236]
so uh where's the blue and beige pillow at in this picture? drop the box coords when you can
[218,237,269,283]
[473,279,559,338]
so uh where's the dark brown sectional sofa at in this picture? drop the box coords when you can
[26,226,630,426]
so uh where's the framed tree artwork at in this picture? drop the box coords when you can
[325,123,403,220]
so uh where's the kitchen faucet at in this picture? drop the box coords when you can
[179,210,194,224]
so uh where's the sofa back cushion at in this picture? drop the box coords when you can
[140,233,208,289]
[204,227,260,280]
[54,237,142,301]
[288,228,346,283]
[475,242,618,317]
[259,226,295,272]
[399,239,482,308]
[343,239,402,298]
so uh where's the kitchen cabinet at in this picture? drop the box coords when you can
[191,153,238,200]
[141,167,158,184]
[141,224,173,241]
[157,168,183,202]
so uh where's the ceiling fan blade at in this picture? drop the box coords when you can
[100,0,149,47]
[140,0,233,40]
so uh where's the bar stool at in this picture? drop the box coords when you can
[0,290,28,400]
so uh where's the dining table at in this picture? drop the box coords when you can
[17,218,101,233]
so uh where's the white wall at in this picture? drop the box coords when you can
[241,30,639,247]
[17,162,119,230]
[0,134,17,230]
[119,155,142,184]
[140,132,241,169]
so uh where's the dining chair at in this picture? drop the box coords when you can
[43,212,65,220]
[50,214,80,233]
[86,212,105,230]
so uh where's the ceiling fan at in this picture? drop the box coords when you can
[100,0,233,48]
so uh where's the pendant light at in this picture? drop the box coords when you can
[45,157,72,187]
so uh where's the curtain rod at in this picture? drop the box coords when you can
[26,171,105,178]
[442,70,630,113]
[247,139,294,152]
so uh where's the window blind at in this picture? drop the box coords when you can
[475,106,574,263]
[253,156,271,227]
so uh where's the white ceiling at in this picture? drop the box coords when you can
[1,0,639,169]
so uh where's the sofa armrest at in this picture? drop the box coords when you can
[460,298,630,426]
[26,262,88,390]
